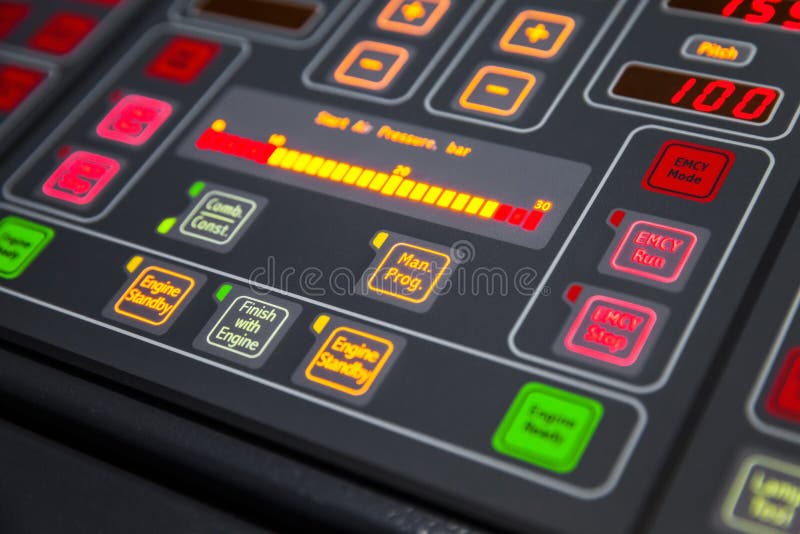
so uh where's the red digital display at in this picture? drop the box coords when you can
[668,0,800,30]
[612,64,781,124]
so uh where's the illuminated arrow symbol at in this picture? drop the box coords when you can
[525,23,550,44]
[401,1,426,22]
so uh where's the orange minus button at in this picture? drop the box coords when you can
[499,10,576,59]
[377,0,451,36]
[333,40,410,91]
[458,65,537,117]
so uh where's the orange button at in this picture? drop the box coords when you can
[333,40,410,91]
[458,65,537,117]
[499,10,576,59]
[377,0,450,36]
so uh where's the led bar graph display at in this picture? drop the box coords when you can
[180,87,591,249]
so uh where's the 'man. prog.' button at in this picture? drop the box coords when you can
[643,140,735,202]
[564,295,658,367]
[492,383,603,473]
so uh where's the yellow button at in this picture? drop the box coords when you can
[333,40,410,91]
[499,10,576,59]
[376,0,451,36]
[367,242,451,304]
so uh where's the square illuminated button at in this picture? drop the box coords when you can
[42,151,121,206]
[42,150,120,206]
[643,140,735,202]
[0,64,45,113]
[610,220,699,284]
[0,2,29,39]
[722,455,800,533]
[96,94,173,146]
[112,265,196,329]
[146,36,220,83]
[458,65,537,118]
[492,383,603,473]
[766,348,800,424]
[564,295,658,367]
[333,40,410,91]
[204,296,293,360]
[499,10,576,59]
[27,12,97,55]
[177,190,258,247]
[0,216,53,279]
[367,242,451,305]
[377,0,450,36]
[303,326,396,398]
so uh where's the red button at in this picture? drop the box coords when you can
[643,140,735,203]
[767,348,800,423]
[145,37,220,83]
[0,65,45,113]
[0,2,29,39]
[610,220,699,284]
[28,12,97,55]
[42,151,120,205]
[563,295,658,367]
[0,65,44,112]
[96,94,173,146]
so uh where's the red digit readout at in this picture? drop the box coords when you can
[722,0,800,29]
[670,77,779,122]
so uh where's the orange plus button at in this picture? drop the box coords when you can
[377,0,450,36]
[499,10,576,59]
[458,65,537,117]
[333,40,410,91]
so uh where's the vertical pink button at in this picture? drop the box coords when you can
[42,151,120,205]
[96,94,173,146]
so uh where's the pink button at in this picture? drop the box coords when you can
[42,151,120,205]
[96,94,173,146]
[564,295,657,367]
[610,220,698,284]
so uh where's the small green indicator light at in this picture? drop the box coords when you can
[157,217,177,234]
[492,383,603,474]
[0,216,54,279]
[215,283,233,302]
[189,181,206,198]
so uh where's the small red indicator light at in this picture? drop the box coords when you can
[42,151,120,205]
[609,209,626,228]
[0,2,29,39]
[766,348,800,423]
[28,12,97,55]
[564,295,657,367]
[508,207,527,225]
[146,37,220,83]
[522,210,544,231]
[565,284,583,303]
[96,94,173,146]
[643,140,735,203]
[0,65,44,112]
[493,203,513,222]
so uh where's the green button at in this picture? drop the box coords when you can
[492,383,603,474]
[0,216,54,279]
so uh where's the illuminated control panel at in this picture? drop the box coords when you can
[0,1,798,533]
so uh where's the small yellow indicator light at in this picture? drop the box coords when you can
[126,255,144,273]
[395,179,415,198]
[450,193,471,212]
[464,197,485,215]
[436,189,457,208]
[409,183,429,201]
[343,166,363,184]
[372,231,390,250]
[423,186,443,204]
[211,119,226,133]
[268,133,286,146]
[267,147,287,166]
[312,315,330,334]
[356,169,376,188]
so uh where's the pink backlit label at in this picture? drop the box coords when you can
[564,295,657,367]
[42,151,120,205]
[96,94,173,146]
[611,220,698,284]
